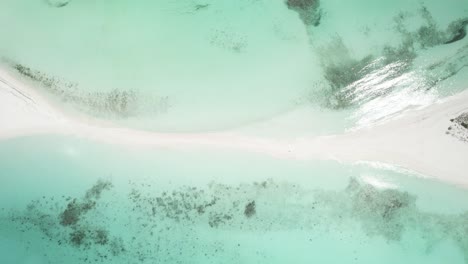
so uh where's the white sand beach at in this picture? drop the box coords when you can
[1,66,468,187]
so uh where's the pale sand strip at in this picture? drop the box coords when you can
[1,67,468,187]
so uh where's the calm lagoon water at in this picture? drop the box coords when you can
[0,136,468,264]
[0,0,467,132]
[1,0,468,263]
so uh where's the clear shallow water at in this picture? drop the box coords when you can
[1,1,468,263]
[0,136,468,263]
[0,0,467,132]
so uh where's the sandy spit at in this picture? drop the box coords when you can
[1,67,468,187]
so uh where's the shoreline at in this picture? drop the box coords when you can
[1,66,468,188]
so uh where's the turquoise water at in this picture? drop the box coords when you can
[1,1,468,263]
[0,136,468,263]
[0,0,467,131]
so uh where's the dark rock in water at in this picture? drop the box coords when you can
[398,8,468,47]
[453,113,468,129]
[244,201,256,218]
[447,112,468,142]
[444,19,468,44]
[346,177,416,241]
[286,0,317,10]
[194,4,209,11]
[445,27,466,44]
[286,0,322,26]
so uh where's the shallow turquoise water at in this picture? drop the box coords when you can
[1,1,468,263]
[0,136,468,263]
[0,0,467,131]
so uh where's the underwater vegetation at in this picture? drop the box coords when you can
[1,177,468,263]
[311,5,468,110]
[393,6,468,49]
[6,180,125,263]
[10,62,170,119]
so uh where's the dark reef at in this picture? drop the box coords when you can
[3,177,468,263]
[447,112,468,142]
[286,0,322,27]
[60,180,112,227]
[244,201,256,218]
[11,62,170,118]
[312,5,468,110]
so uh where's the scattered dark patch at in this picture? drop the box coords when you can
[85,180,113,200]
[208,213,233,228]
[197,199,217,215]
[415,6,446,48]
[323,56,373,90]
[286,0,322,27]
[60,199,92,226]
[4,177,468,263]
[44,0,70,8]
[315,36,390,109]
[70,229,87,247]
[254,181,268,188]
[395,6,468,48]
[194,4,210,11]
[322,54,376,109]
[60,180,111,227]
[347,177,415,241]
[447,112,468,142]
[244,201,256,218]
[93,229,109,245]
[11,62,170,118]
[129,185,219,222]
[381,38,417,65]
[444,19,468,44]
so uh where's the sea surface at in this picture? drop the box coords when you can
[1,0,468,263]
[0,136,468,264]
[0,0,467,132]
